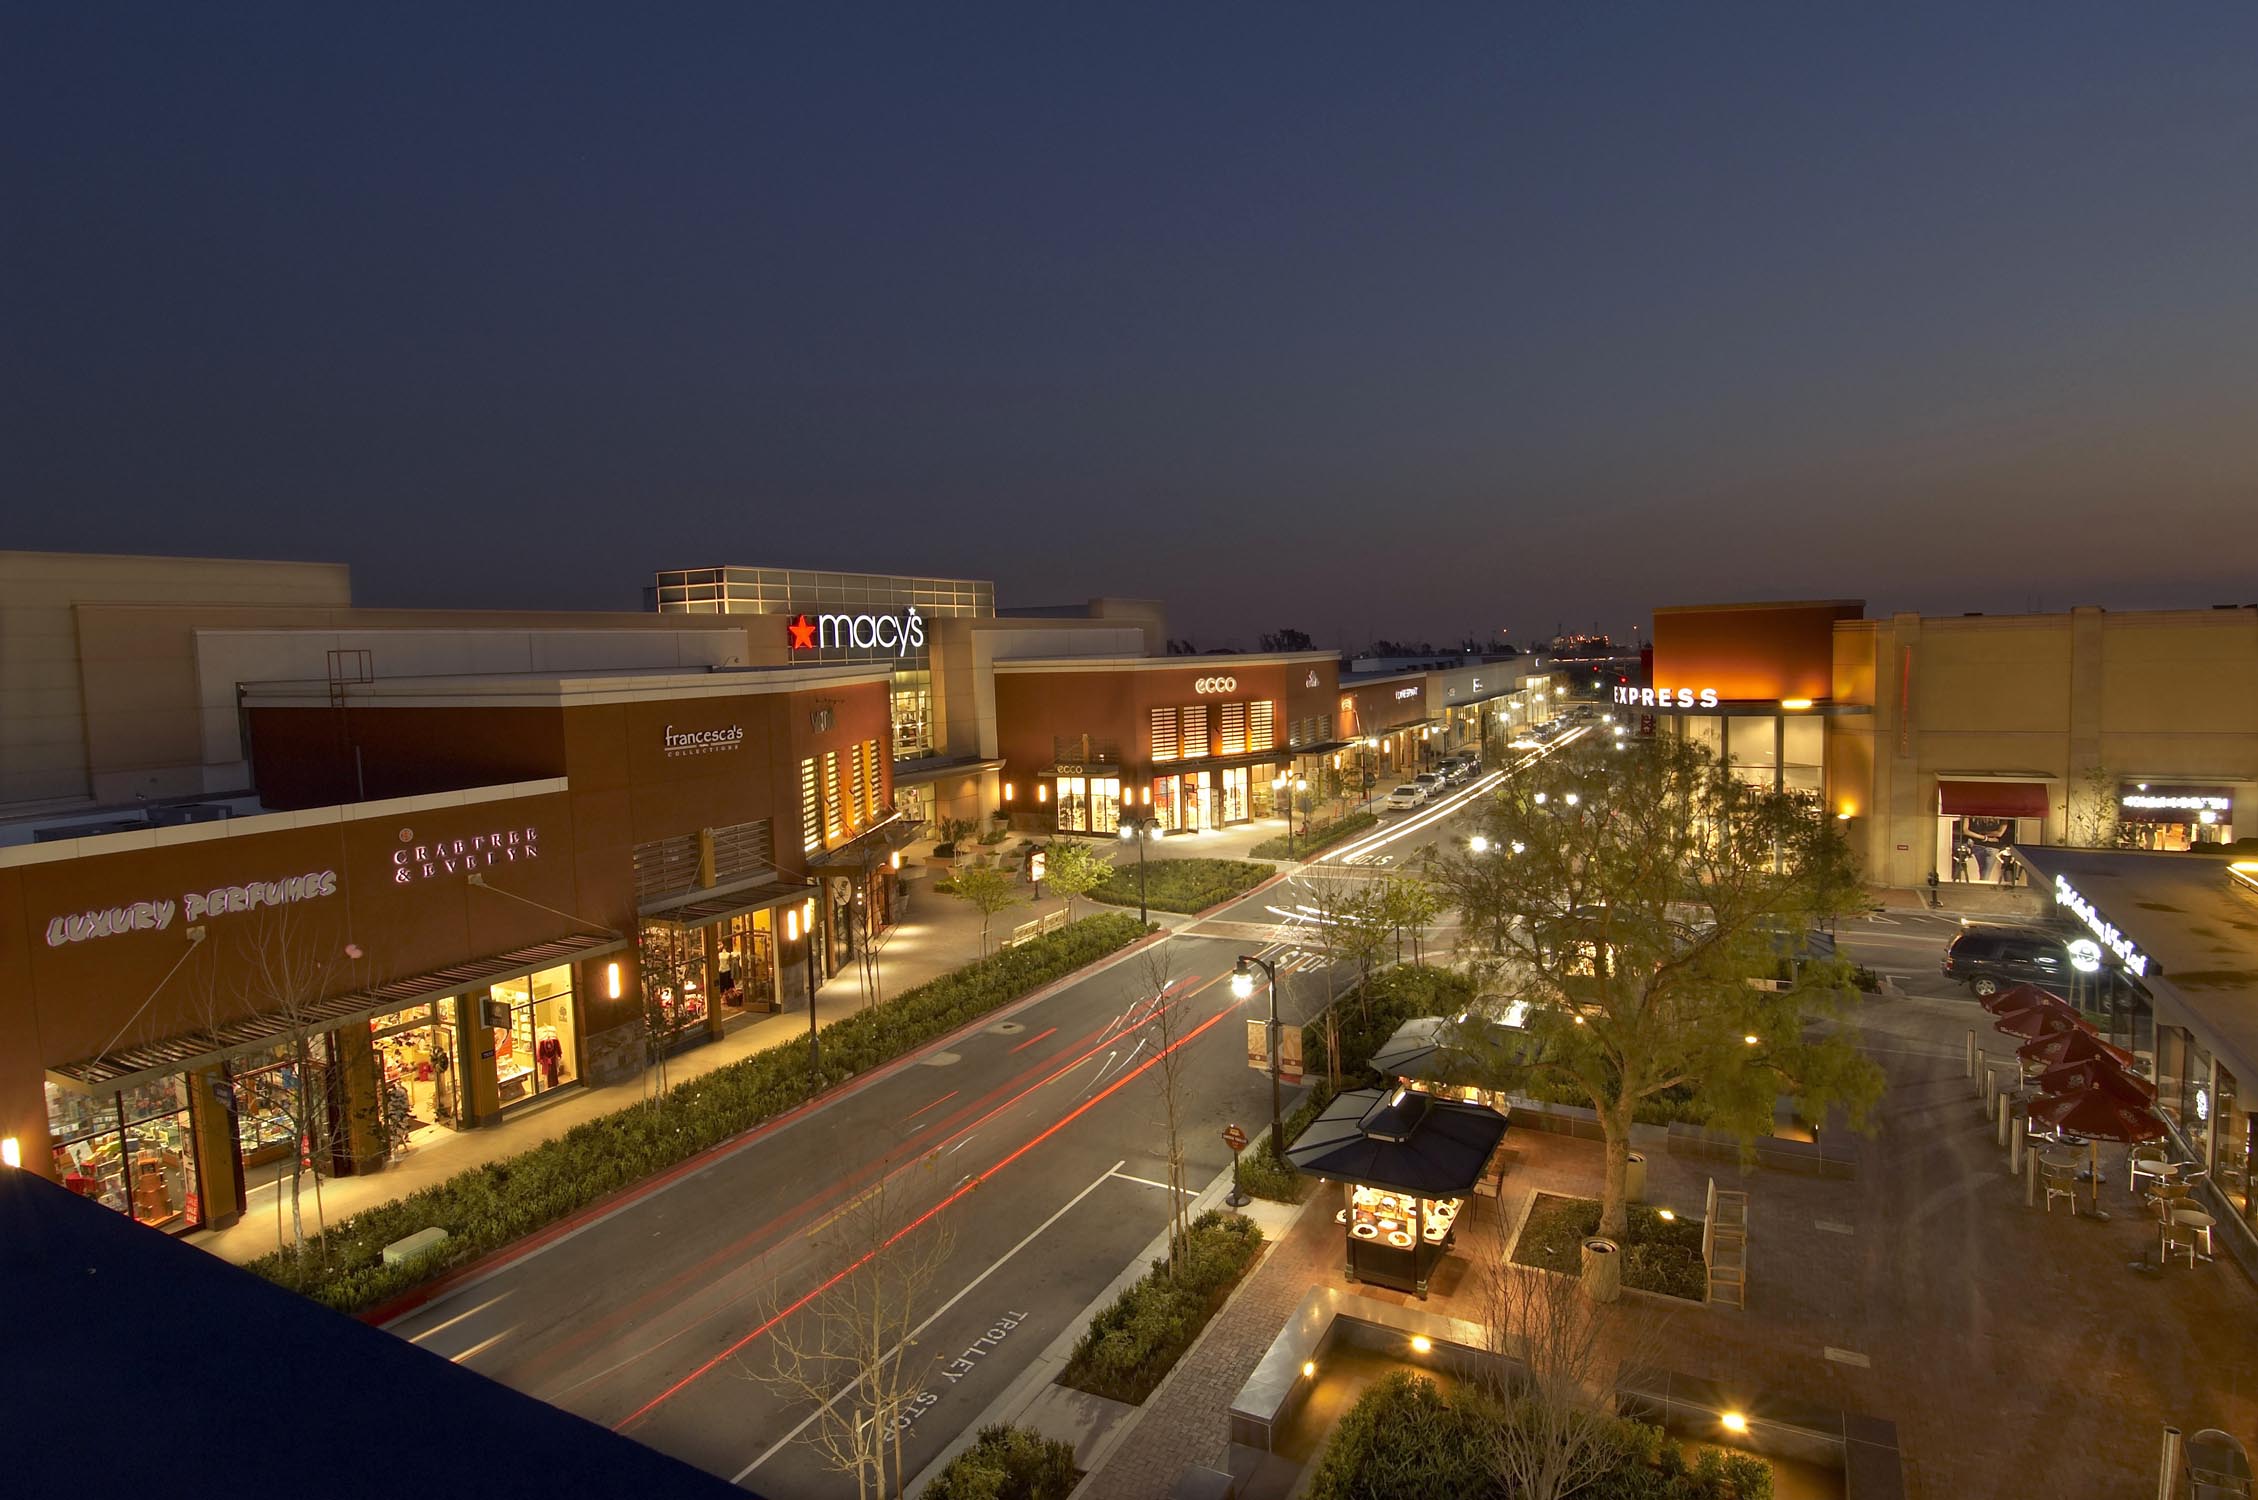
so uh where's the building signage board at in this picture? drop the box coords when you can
[1194,676,1238,694]
[1245,1019,1305,1082]
[663,723,746,757]
[787,606,926,656]
[1394,686,1420,701]
[46,869,339,947]
[1613,685,1720,709]
[394,825,541,885]
[2117,785,2233,823]
[2052,874,2154,977]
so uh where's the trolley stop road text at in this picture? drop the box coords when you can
[939,1311,1031,1383]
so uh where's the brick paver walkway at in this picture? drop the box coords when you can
[1078,1196,1337,1499]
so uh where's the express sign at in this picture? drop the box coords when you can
[1614,685,1721,709]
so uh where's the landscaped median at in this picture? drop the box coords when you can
[251,912,1152,1316]
[1089,856,1274,915]
[1059,1210,1266,1403]
[1248,810,1377,861]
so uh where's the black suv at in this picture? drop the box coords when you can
[1941,925,2073,998]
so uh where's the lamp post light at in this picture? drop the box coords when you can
[1232,955,1284,1161]
[1118,812,1158,925]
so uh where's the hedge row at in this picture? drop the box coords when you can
[1089,856,1275,914]
[1307,1372,1774,1500]
[251,912,1152,1314]
[922,1424,1079,1500]
[1059,1210,1265,1404]
[1248,810,1378,861]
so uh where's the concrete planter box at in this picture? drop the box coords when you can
[1663,1121,1857,1180]
[1615,1363,1904,1499]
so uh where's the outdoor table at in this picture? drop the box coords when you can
[2164,1207,2218,1267]
[2038,1150,2079,1172]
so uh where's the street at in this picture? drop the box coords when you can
[389,776,1512,1496]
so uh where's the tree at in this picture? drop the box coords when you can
[2068,764,2133,850]
[1331,882,1392,1014]
[752,1161,955,1500]
[1376,874,1441,965]
[635,920,705,1103]
[1135,947,1198,1275]
[1292,779,1321,838]
[946,865,1022,957]
[1472,1224,1662,1500]
[1259,627,1313,653]
[1038,839,1114,923]
[1432,733,1881,1241]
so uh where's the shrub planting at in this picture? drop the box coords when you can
[1248,811,1378,860]
[1089,857,1274,914]
[923,1424,1079,1500]
[1059,1210,1265,1403]
[1511,1192,1709,1301]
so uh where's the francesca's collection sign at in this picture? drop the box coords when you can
[663,722,746,757]
[45,869,339,947]
[393,825,541,884]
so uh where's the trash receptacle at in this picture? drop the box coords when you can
[1625,1151,1647,1204]
[1580,1237,1621,1304]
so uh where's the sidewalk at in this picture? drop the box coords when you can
[194,883,1081,1266]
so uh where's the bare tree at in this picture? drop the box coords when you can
[1473,1221,1662,1500]
[1135,946,1196,1273]
[752,1160,956,1500]
[635,921,704,1104]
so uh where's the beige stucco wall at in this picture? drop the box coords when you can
[1845,605,2258,887]
[0,552,353,810]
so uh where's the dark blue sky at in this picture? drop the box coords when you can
[8,5,2255,647]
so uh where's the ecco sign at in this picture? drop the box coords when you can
[1195,676,1238,694]
[788,607,926,657]
[663,723,745,757]
[1614,685,1721,709]
[46,869,339,947]
[2053,874,2153,977]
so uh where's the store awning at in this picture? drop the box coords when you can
[1939,780,2051,819]
[1284,1087,1508,1197]
[638,879,811,928]
[890,754,1005,788]
[46,932,629,1096]
[808,811,919,868]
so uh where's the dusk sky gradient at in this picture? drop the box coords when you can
[8,6,2256,647]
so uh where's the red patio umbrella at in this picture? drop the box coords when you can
[2029,1056,2155,1105]
[1981,982,2065,1017]
[2018,1027,2136,1072]
[1993,1002,2094,1042]
[2030,1083,2169,1216]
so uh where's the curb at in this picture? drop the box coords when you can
[361,921,1174,1327]
[906,1161,1312,1498]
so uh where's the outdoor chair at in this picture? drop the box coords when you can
[2162,1213,2214,1269]
[2040,1162,2079,1214]
[2144,1181,2193,1221]
[2129,1144,2172,1192]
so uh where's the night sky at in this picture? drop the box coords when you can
[8,6,2256,648]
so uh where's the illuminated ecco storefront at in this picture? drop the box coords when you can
[1633,600,2258,889]
[991,654,1344,835]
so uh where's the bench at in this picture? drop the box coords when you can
[382,1226,448,1267]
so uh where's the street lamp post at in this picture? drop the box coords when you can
[1118,812,1157,925]
[1232,955,1284,1162]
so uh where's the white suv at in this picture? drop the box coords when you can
[1386,784,1426,811]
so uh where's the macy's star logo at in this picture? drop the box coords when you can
[787,614,818,651]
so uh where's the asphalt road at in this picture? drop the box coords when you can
[379,724,1604,1497]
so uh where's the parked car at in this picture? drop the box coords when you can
[1414,772,1448,800]
[1385,784,1427,811]
[1941,924,2074,997]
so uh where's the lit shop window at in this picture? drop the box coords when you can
[47,1076,200,1233]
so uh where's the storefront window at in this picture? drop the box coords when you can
[488,964,581,1107]
[1090,776,1120,834]
[1781,716,1823,798]
[1152,775,1179,833]
[47,1076,200,1233]
[1057,775,1089,833]
[231,1044,304,1175]
[892,670,933,759]
[1725,715,1777,789]
[1221,766,1250,824]
[715,910,778,1018]
[370,1001,462,1155]
[2217,1065,2253,1229]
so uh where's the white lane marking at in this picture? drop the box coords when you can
[452,1325,520,1365]
[406,1291,513,1345]
[734,1159,1129,1482]
[1111,1170,1196,1194]
[1326,725,1592,864]
[1824,1347,1871,1368]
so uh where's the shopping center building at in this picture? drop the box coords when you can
[1629,600,2258,888]
[3,662,904,1234]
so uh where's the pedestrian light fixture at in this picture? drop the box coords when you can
[1231,961,1255,1000]
[1469,835,1490,854]
[1564,792,1579,806]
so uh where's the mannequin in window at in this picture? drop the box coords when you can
[536,1025,565,1089]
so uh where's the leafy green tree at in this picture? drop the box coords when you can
[1376,874,1442,964]
[1039,838,1115,921]
[1433,734,1880,1241]
[947,865,1024,957]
